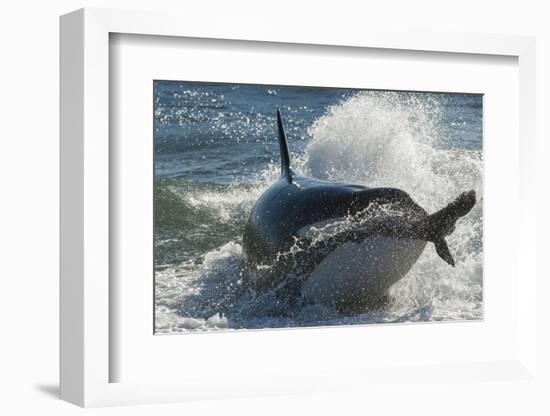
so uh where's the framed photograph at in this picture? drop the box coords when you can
[152,81,483,333]
[60,8,537,407]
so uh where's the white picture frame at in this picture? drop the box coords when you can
[60,7,537,408]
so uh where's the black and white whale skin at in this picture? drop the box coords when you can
[243,110,476,311]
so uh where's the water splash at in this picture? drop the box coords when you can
[303,91,483,322]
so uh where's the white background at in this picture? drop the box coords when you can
[1,1,548,415]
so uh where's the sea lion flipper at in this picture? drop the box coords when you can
[427,190,476,266]
[434,238,455,267]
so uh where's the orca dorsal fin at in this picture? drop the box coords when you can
[276,109,292,180]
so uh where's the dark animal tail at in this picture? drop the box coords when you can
[426,190,477,267]
[276,109,292,180]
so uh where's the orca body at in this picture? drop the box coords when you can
[242,110,476,311]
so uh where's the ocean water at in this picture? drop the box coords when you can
[154,81,483,333]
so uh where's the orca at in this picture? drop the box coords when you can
[242,110,476,311]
